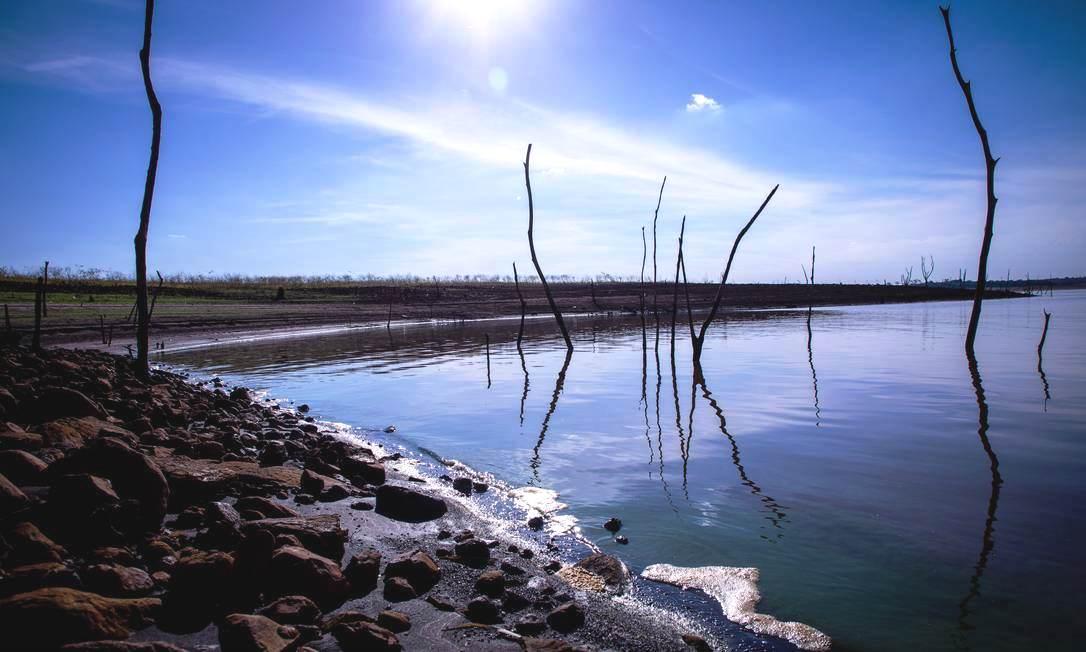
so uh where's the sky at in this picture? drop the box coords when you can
[1,0,1084,283]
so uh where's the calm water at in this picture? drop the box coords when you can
[165,291,1085,652]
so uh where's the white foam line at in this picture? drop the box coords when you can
[641,563,832,652]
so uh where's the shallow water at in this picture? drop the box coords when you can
[165,290,1086,652]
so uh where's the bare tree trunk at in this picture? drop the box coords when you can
[669,216,687,351]
[42,261,48,317]
[652,177,666,351]
[32,277,43,352]
[485,333,491,389]
[1037,310,1051,356]
[135,0,162,376]
[513,262,527,348]
[147,270,164,321]
[639,227,647,352]
[810,246,815,285]
[941,6,998,356]
[523,144,572,351]
[692,185,778,362]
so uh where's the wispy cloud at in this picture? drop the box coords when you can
[685,93,720,112]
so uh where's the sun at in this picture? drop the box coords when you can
[430,0,535,41]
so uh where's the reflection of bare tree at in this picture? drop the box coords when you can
[669,341,689,501]
[653,331,676,510]
[956,353,1003,640]
[695,365,787,536]
[518,345,530,426]
[807,307,822,427]
[1036,310,1052,410]
[530,349,572,482]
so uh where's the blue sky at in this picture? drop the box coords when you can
[1,0,1083,282]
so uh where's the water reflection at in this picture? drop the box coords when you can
[530,348,572,482]
[807,307,822,427]
[956,353,1003,644]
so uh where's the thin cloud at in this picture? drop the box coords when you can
[685,93,721,112]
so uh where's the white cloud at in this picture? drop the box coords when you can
[685,93,721,113]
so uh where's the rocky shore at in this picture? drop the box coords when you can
[0,346,711,651]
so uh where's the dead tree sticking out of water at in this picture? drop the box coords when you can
[941,6,998,356]
[692,185,778,363]
[1037,310,1052,357]
[513,262,527,347]
[1037,310,1052,407]
[959,268,967,289]
[901,267,913,287]
[640,227,648,352]
[523,144,572,352]
[652,177,666,351]
[42,261,48,317]
[32,277,43,352]
[134,0,162,376]
[922,255,935,286]
[485,334,491,389]
[669,216,687,352]
[801,246,816,286]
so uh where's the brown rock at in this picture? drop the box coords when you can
[1,472,30,515]
[240,515,346,560]
[218,613,299,652]
[344,549,381,594]
[82,564,155,597]
[154,454,302,507]
[0,427,43,451]
[376,609,411,633]
[234,495,299,519]
[331,619,401,651]
[0,562,80,596]
[572,552,629,592]
[524,639,575,652]
[0,449,48,485]
[39,417,135,450]
[257,594,321,626]
[546,602,585,633]
[464,597,501,624]
[384,549,441,594]
[29,387,107,421]
[682,632,712,651]
[453,538,490,567]
[4,521,67,564]
[0,587,160,649]
[475,569,506,597]
[267,545,350,609]
[382,576,416,601]
[375,484,447,522]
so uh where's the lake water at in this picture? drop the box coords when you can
[164,290,1085,652]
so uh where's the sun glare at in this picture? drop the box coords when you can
[431,0,534,41]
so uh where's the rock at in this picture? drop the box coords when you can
[603,517,622,532]
[425,594,456,611]
[49,437,169,531]
[331,620,401,652]
[28,387,107,421]
[234,496,298,519]
[60,642,186,651]
[682,632,712,651]
[344,549,381,594]
[382,577,416,601]
[257,595,321,626]
[0,562,80,596]
[349,500,373,511]
[48,473,120,529]
[384,549,440,594]
[267,545,350,609]
[203,501,243,544]
[240,515,346,560]
[229,387,251,402]
[218,613,299,652]
[454,538,490,567]
[296,404,309,413]
[0,427,43,451]
[615,535,629,545]
[452,477,473,495]
[341,456,385,486]
[39,417,134,450]
[293,493,315,505]
[89,547,139,566]
[514,614,547,636]
[164,550,235,622]
[82,564,155,597]
[173,506,204,529]
[524,639,575,652]
[475,570,506,598]
[472,481,488,493]
[546,602,585,633]
[4,521,67,564]
[300,469,351,502]
[0,450,48,485]
[572,552,629,591]
[0,587,160,649]
[376,609,411,633]
[527,516,544,531]
[502,591,531,613]
[375,484,447,522]
[500,560,526,576]
[154,455,302,508]
[258,441,289,467]
[1,472,30,515]
[465,597,501,624]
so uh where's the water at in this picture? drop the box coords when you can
[164,291,1086,652]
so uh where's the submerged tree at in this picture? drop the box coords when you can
[941,6,998,355]
[134,0,163,376]
[523,144,572,352]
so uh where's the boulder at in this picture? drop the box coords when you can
[3,521,67,564]
[218,613,299,652]
[154,454,302,508]
[341,456,385,486]
[39,417,135,450]
[376,609,410,633]
[240,515,346,560]
[165,550,235,619]
[234,496,299,519]
[572,552,629,592]
[475,570,505,598]
[0,450,48,486]
[546,602,585,633]
[0,587,159,649]
[0,562,80,597]
[344,549,381,594]
[465,597,501,624]
[0,427,43,451]
[514,615,547,636]
[375,484,447,522]
[82,564,155,597]
[453,538,490,568]
[27,387,107,421]
[48,474,120,523]
[61,641,187,651]
[382,577,416,601]
[257,595,321,626]
[384,549,440,594]
[203,501,243,545]
[267,546,350,609]
[1,472,30,515]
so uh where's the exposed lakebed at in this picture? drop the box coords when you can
[165,291,1086,651]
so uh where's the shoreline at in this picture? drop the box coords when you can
[0,344,811,651]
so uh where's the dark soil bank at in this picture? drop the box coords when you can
[0,346,711,651]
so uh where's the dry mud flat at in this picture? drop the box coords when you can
[0,346,718,651]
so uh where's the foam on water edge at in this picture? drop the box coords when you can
[641,563,832,652]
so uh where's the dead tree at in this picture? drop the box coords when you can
[942,6,998,355]
[651,177,666,350]
[147,270,164,321]
[639,226,647,351]
[692,185,778,362]
[801,246,816,286]
[485,333,491,389]
[42,261,49,317]
[513,262,527,348]
[921,255,935,286]
[134,0,163,376]
[1037,310,1051,356]
[959,268,967,289]
[669,216,687,349]
[32,277,43,352]
[901,267,913,286]
[523,144,572,351]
